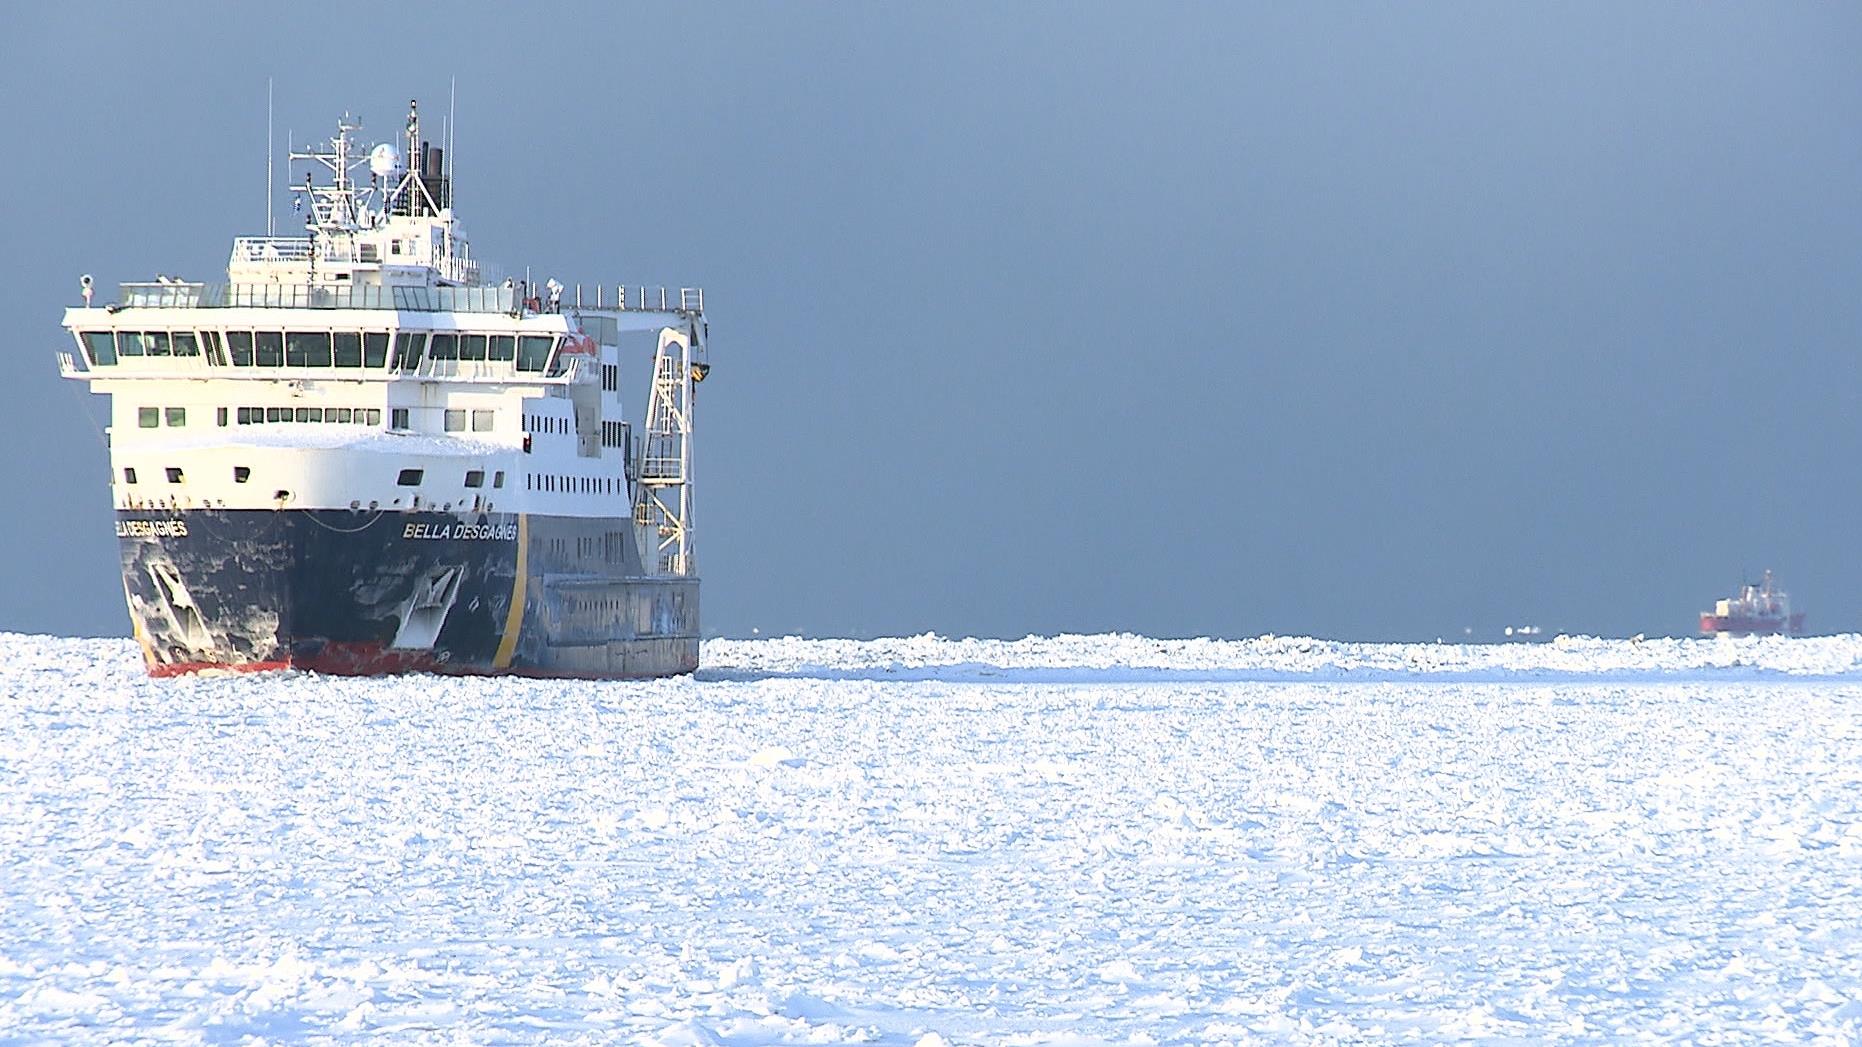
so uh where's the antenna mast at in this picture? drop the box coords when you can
[447,77,457,212]
[265,79,274,236]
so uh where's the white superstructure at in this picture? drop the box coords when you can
[59,101,707,576]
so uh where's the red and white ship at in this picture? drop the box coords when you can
[1699,570,1805,636]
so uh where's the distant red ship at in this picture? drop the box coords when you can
[1699,570,1805,636]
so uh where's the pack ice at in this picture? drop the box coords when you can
[3,631,1860,1044]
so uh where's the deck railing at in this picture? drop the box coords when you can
[113,281,705,315]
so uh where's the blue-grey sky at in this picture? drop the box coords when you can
[4,3,1860,641]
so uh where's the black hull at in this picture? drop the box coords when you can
[116,508,698,678]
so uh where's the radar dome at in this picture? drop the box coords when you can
[368,143,401,178]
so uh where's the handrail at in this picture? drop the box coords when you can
[109,281,701,314]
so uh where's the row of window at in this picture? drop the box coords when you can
[395,469,506,489]
[139,405,389,428]
[237,407,385,426]
[526,474,623,495]
[82,330,562,372]
[600,421,629,448]
[523,413,570,435]
[126,465,506,489]
[137,407,189,428]
[443,409,497,433]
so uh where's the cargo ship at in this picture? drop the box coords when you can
[57,101,709,677]
[1699,570,1805,637]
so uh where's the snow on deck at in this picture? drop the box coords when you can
[3,632,1861,1043]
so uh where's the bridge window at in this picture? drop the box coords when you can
[460,334,487,361]
[254,332,283,367]
[465,470,485,488]
[172,333,200,357]
[489,335,515,361]
[138,407,158,428]
[363,332,389,368]
[517,335,552,372]
[286,332,333,367]
[117,332,146,357]
[201,330,227,366]
[429,333,459,360]
[390,331,424,370]
[333,332,363,367]
[227,331,254,366]
[82,332,117,366]
[142,332,172,357]
[397,468,423,486]
[165,407,185,427]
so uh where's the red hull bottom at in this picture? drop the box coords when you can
[1699,613,1807,636]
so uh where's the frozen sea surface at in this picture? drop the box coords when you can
[3,632,1861,1044]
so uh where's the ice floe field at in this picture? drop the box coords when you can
[4,631,1862,1044]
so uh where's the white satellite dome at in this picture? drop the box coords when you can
[368,142,401,178]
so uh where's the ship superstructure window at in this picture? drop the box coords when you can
[517,335,553,372]
[397,468,423,486]
[429,334,459,360]
[216,407,228,426]
[254,332,283,367]
[493,470,504,489]
[122,467,137,484]
[165,467,184,484]
[172,333,200,357]
[364,333,389,367]
[465,470,485,488]
[460,334,487,361]
[445,409,465,432]
[391,332,424,370]
[333,333,363,367]
[82,332,117,366]
[489,335,515,361]
[138,407,158,428]
[165,407,185,427]
[233,466,250,483]
[472,410,493,432]
[202,330,227,365]
[228,331,254,366]
[286,332,333,367]
[391,408,410,429]
[602,364,617,391]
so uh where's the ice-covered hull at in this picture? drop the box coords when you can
[117,509,698,678]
